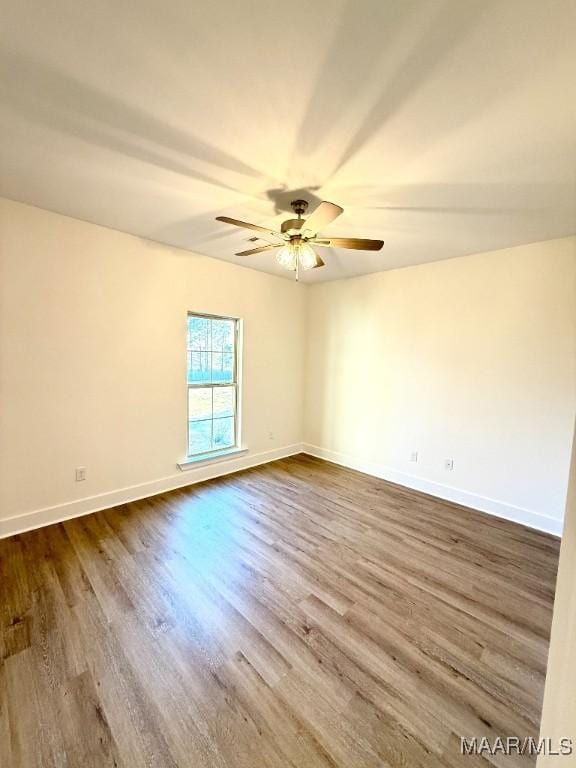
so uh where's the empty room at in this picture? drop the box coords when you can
[1,1,576,766]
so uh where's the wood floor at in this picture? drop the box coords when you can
[0,455,560,768]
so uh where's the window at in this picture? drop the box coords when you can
[187,313,240,458]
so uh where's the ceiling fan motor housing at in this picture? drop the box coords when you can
[281,218,305,236]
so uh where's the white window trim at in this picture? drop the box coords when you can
[183,312,244,465]
[178,445,248,471]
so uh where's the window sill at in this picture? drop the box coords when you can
[177,446,248,471]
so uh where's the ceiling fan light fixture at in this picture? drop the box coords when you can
[276,241,318,272]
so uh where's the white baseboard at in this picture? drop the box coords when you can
[303,443,563,537]
[2,442,562,540]
[0,444,304,539]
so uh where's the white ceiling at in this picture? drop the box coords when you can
[1,0,575,282]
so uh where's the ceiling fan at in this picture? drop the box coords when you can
[215,199,384,279]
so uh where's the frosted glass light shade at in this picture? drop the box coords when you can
[276,241,318,271]
[298,243,317,270]
[276,244,297,270]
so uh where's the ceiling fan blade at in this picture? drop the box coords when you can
[312,237,384,251]
[235,244,281,257]
[216,215,283,239]
[312,253,325,268]
[302,201,343,235]
[248,233,283,245]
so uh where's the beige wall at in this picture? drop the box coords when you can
[2,197,575,540]
[0,198,307,533]
[304,237,576,534]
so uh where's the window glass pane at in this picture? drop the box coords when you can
[213,387,235,418]
[211,319,235,353]
[187,316,210,351]
[188,351,210,384]
[188,388,212,421]
[187,314,238,457]
[213,417,234,450]
[188,420,212,454]
[210,352,234,383]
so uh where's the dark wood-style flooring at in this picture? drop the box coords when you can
[0,455,560,767]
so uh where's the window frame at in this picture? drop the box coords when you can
[186,311,241,459]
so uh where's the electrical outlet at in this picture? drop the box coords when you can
[410,451,418,462]
[444,458,454,471]
[75,466,86,482]
[268,431,275,441]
